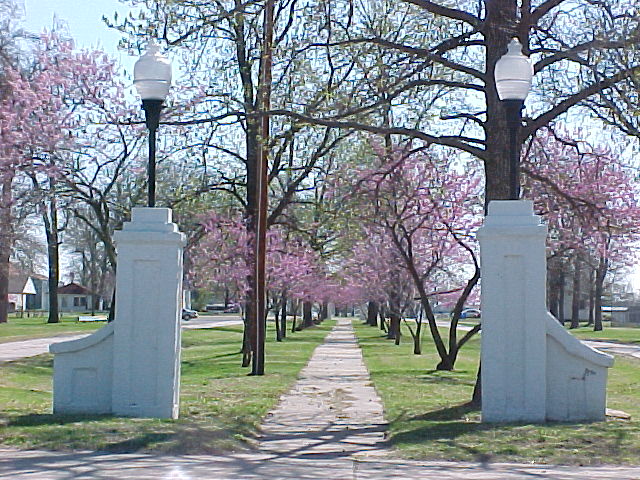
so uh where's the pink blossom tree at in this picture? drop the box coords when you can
[523,131,640,331]
[190,211,331,352]
[337,144,483,369]
[0,32,127,323]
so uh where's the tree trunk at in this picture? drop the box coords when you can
[224,288,230,308]
[45,222,60,323]
[570,254,581,329]
[558,270,566,323]
[413,318,422,355]
[594,256,607,332]
[319,301,328,322]
[548,258,561,318]
[379,304,386,332]
[242,301,253,367]
[367,301,379,326]
[587,268,595,326]
[279,292,287,340]
[470,364,482,407]
[107,288,116,322]
[483,0,520,206]
[387,296,401,344]
[0,175,14,324]
[301,300,313,328]
[233,5,262,369]
[291,299,298,333]
[274,296,282,342]
[42,182,61,324]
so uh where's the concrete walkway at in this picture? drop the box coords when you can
[258,317,387,460]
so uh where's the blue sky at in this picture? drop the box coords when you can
[22,0,135,73]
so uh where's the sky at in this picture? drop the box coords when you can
[22,0,136,74]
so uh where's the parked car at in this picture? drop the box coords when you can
[460,308,481,319]
[224,304,241,313]
[182,308,199,320]
[206,304,241,314]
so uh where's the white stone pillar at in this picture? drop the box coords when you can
[111,207,185,418]
[477,200,548,422]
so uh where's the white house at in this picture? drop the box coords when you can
[8,275,37,312]
[57,282,94,312]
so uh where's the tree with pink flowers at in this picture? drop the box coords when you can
[1,33,108,322]
[0,32,133,323]
[523,131,640,331]
[190,211,332,358]
[337,144,483,370]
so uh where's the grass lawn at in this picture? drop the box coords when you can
[0,314,106,343]
[354,321,640,465]
[0,320,334,453]
[569,324,640,345]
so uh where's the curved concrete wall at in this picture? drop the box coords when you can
[478,201,613,423]
[50,323,114,414]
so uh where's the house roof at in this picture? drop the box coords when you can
[57,282,92,295]
[8,275,37,295]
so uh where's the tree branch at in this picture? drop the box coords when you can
[400,0,482,29]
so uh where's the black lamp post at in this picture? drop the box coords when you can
[134,41,172,207]
[494,38,533,200]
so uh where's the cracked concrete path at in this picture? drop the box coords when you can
[258,317,388,460]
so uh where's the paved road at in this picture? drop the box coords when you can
[583,340,640,360]
[0,335,88,363]
[3,449,640,480]
[0,316,244,362]
[180,315,244,330]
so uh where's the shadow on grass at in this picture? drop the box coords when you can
[417,370,475,386]
[7,356,53,370]
[391,417,492,454]
[390,403,633,454]
[101,433,174,453]
[181,351,240,369]
[404,402,478,422]
[6,413,112,427]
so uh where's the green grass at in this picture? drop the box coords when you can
[569,325,640,345]
[0,320,334,453]
[0,314,105,343]
[354,322,640,465]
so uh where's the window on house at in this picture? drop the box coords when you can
[73,297,87,307]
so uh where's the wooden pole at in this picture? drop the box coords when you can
[252,0,275,375]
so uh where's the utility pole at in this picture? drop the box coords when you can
[252,0,275,375]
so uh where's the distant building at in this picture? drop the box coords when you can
[25,273,49,311]
[57,282,94,312]
[605,305,640,326]
[8,275,37,312]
